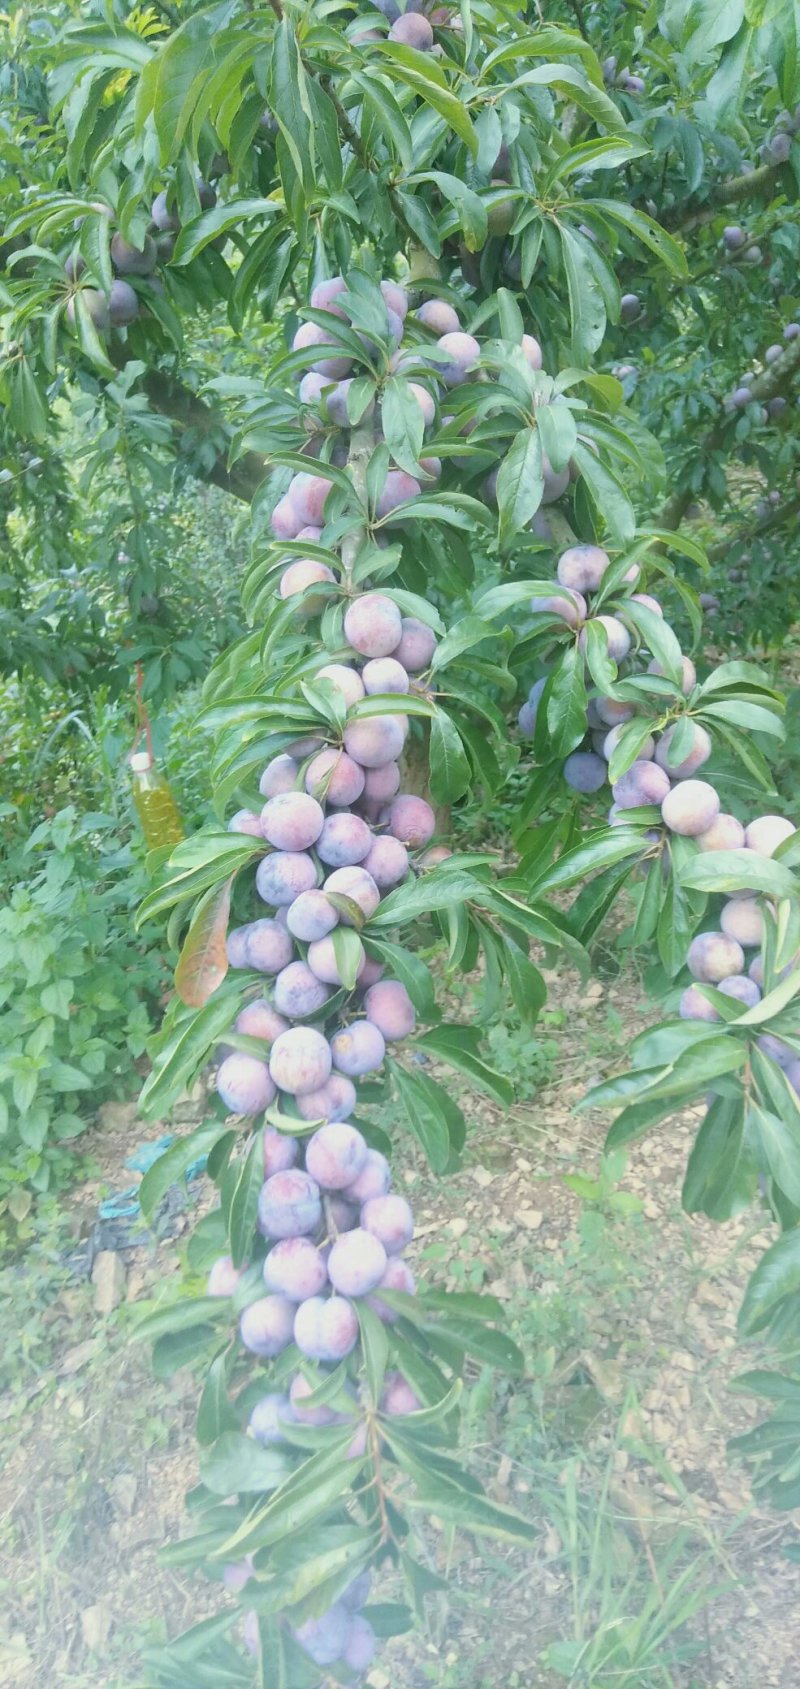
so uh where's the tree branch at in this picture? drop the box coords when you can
[140,367,266,503]
[661,162,781,234]
[707,492,800,563]
[659,336,800,530]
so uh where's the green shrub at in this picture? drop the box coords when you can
[0,803,166,1212]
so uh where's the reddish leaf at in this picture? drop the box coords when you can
[175,876,234,1008]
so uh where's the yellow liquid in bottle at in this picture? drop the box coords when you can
[130,758,185,849]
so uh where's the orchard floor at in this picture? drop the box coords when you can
[2,963,799,1689]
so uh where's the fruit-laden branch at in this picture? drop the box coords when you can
[140,366,266,503]
[659,334,800,531]
[707,491,800,562]
[662,162,782,233]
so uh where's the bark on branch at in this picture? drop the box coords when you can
[661,162,782,234]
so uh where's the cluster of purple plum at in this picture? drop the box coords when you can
[355,0,456,50]
[517,540,772,838]
[601,55,646,94]
[725,322,799,421]
[721,224,763,266]
[64,170,220,332]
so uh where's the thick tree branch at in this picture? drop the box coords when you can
[659,336,800,531]
[662,162,781,234]
[707,492,800,563]
[140,367,266,503]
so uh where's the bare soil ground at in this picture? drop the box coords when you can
[1,962,799,1689]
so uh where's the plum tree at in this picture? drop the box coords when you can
[31,1,800,1672]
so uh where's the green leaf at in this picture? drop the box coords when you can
[139,1121,230,1222]
[590,198,688,278]
[415,1027,514,1105]
[200,1432,294,1496]
[496,427,544,542]
[682,1091,755,1220]
[389,1060,461,1171]
[678,850,797,901]
[331,927,365,992]
[197,1349,238,1445]
[559,224,606,362]
[381,376,425,477]
[228,1133,265,1269]
[172,199,277,265]
[269,17,315,194]
[429,711,471,804]
[739,1229,800,1336]
[175,876,233,1009]
[356,1300,390,1401]
[365,939,439,1022]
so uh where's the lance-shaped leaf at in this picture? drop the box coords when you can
[175,875,234,1008]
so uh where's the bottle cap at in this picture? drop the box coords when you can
[130,751,153,772]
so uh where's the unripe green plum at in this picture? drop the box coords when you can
[436,331,480,386]
[344,592,402,657]
[260,792,324,852]
[563,750,607,792]
[216,1052,276,1114]
[376,469,421,518]
[344,714,407,768]
[361,833,409,888]
[262,1126,299,1176]
[259,754,299,798]
[392,615,438,671]
[345,1148,391,1203]
[258,1169,322,1238]
[661,779,720,836]
[240,1295,296,1356]
[108,279,139,326]
[380,1370,422,1412]
[744,815,796,856]
[323,865,381,920]
[317,812,372,868]
[328,1226,387,1296]
[388,793,436,847]
[361,1192,413,1253]
[295,1073,357,1123]
[331,1019,386,1076]
[417,299,460,335]
[256,850,318,906]
[111,232,157,274]
[249,1393,294,1443]
[362,656,410,695]
[292,321,352,379]
[316,663,365,707]
[556,544,610,593]
[364,979,416,1039]
[687,931,745,982]
[294,1296,358,1362]
[654,722,711,779]
[264,1237,328,1300]
[612,760,671,809]
[207,1255,242,1296]
[367,1255,416,1322]
[306,1122,368,1190]
[269,1026,332,1095]
[579,615,631,662]
[721,897,764,947]
[279,558,335,610]
[286,888,339,942]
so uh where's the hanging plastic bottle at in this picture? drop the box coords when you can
[130,749,185,848]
